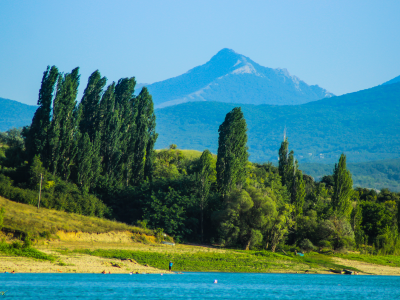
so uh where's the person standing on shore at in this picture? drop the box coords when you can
[169,261,173,272]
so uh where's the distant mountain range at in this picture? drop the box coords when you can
[141,48,334,108]
[301,158,400,192]
[1,50,400,166]
[155,81,400,164]
[0,98,37,132]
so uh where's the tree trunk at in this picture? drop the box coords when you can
[244,239,251,250]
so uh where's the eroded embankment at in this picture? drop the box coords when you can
[56,230,156,244]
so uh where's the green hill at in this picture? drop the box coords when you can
[155,82,400,164]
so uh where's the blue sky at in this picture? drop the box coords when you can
[1,0,399,105]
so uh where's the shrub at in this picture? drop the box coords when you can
[299,239,316,251]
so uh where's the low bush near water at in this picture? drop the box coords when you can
[0,241,55,261]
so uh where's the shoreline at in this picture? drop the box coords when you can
[1,239,400,276]
[1,252,400,276]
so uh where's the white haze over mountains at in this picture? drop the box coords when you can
[137,48,334,108]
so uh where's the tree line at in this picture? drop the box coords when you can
[0,66,399,254]
[23,66,157,191]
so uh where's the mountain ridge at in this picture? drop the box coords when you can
[154,81,400,164]
[0,97,37,131]
[141,48,334,108]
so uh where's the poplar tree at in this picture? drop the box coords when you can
[114,77,137,185]
[48,67,80,180]
[132,87,155,184]
[216,107,248,196]
[332,154,353,219]
[196,149,215,242]
[80,70,107,141]
[143,114,158,182]
[293,170,305,217]
[278,137,289,186]
[75,132,93,192]
[98,83,122,185]
[25,66,59,162]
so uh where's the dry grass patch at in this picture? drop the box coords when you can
[0,196,153,237]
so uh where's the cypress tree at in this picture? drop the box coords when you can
[25,66,59,163]
[216,107,248,196]
[332,154,353,219]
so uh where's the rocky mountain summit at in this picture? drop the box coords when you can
[142,48,334,108]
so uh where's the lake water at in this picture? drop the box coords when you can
[1,272,399,299]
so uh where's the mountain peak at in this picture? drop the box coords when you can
[140,49,334,108]
[212,48,240,59]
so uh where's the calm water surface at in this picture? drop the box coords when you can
[1,272,399,299]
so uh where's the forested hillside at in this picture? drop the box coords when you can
[301,158,400,192]
[155,82,400,163]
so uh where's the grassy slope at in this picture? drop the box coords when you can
[0,196,153,236]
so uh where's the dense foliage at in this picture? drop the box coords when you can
[0,66,399,255]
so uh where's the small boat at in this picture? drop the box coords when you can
[343,269,354,275]
[329,268,344,274]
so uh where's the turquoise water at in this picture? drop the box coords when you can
[1,272,399,299]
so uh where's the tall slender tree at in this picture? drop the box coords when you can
[25,66,59,163]
[98,83,122,185]
[79,70,107,141]
[75,132,93,192]
[131,87,155,184]
[114,77,137,185]
[216,107,248,196]
[293,170,305,218]
[278,137,289,186]
[47,67,81,180]
[332,154,353,219]
[196,149,215,242]
[143,96,157,182]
